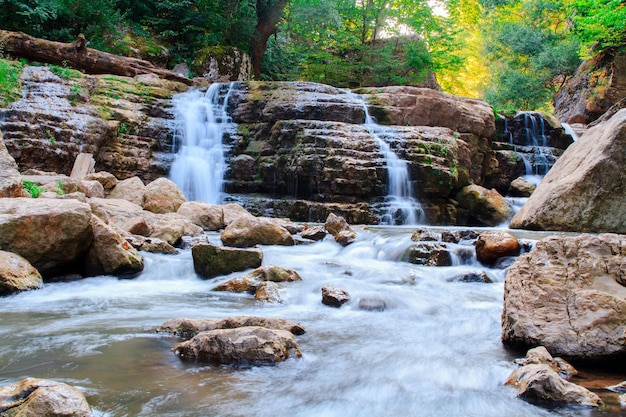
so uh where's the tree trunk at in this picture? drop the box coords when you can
[251,0,289,80]
[0,30,192,85]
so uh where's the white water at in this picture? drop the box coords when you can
[0,227,615,417]
[349,93,423,225]
[169,83,235,204]
[561,122,579,142]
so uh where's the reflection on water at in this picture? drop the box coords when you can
[0,227,621,416]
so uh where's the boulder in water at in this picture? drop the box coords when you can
[192,243,262,279]
[143,177,187,214]
[0,377,92,417]
[324,213,356,246]
[502,233,626,360]
[404,242,453,266]
[321,286,350,307]
[513,346,578,379]
[475,231,520,266]
[157,316,306,337]
[508,177,535,197]
[255,281,283,303]
[456,184,511,227]
[173,326,302,366]
[247,265,302,283]
[0,198,93,277]
[221,216,294,247]
[0,250,43,295]
[510,109,626,233]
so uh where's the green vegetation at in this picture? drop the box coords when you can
[22,180,41,198]
[0,59,24,107]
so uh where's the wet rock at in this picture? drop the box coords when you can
[475,231,520,266]
[83,215,144,277]
[505,364,603,408]
[510,109,626,233]
[0,377,92,417]
[441,229,479,244]
[221,216,295,247]
[192,243,262,279]
[248,265,302,283]
[502,233,626,360]
[173,326,301,366]
[177,201,224,231]
[508,177,535,197]
[0,198,93,277]
[255,281,283,303]
[514,346,578,379]
[456,184,511,227]
[138,237,178,254]
[108,176,146,206]
[213,276,259,294]
[410,229,440,242]
[358,298,387,312]
[0,250,43,295]
[143,177,186,214]
[0,131,22,198]
[447,270,492,283]
[321,286,350,307]
[157,316,306,337]
[404,242,452,266]
[300,225,327,241]
[324,213,356,246]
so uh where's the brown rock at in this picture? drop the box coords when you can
[147,213,203,245]
[505,364,603,407]
[177,201,225,231]
[85,171,118,190]
[0,198,93,276]
[143,177,187,214]
[89,197,145,226]
[69,153,96,179]
[508,177,535,197]
[157,316,306,337]
[0,250,43,295]
[212,276,259,293]
[173,326,302,365]
[248,265,302,282]
[0,377,92,417]
[324,213,356,246]
[456,184,511,227]
[77,179,105,198]
[502,233,626,360]
[300,225,327,241]
[404,242,452,266]
[510,109,626,233]
[108,176,146,206]
[475,231,520,265]
[83,215,144,276]
[321,286,350,307]
[255,281,283,303]
[514,346,578,379]
[221,216,295,247]
[0,131,23,198]
[192,243,263,279]
[121,216,152,236]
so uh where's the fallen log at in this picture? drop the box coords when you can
[0,30,192,85]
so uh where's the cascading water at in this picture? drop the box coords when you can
[349,92,423,225]
[169,83,235,204]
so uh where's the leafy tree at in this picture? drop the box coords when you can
[566,0,626,57]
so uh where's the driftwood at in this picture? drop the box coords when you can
[0,30,192,85]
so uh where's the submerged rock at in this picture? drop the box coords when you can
[255,281,283,303]
[157,316,306,338]
[502,233,626,360]
[0,250,43,295]
[192,243,262,279]
[510,109,626,233]
[173,326,302,366]
[0,377,92,417]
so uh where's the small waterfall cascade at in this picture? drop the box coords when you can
[169,83,235,204]
[561,122,579,141]
[349,92,423,225]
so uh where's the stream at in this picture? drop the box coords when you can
[0,226,620,416]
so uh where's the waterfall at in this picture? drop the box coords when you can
[561,122,579,142]
[349,92,423,225]
[169,83,235,204]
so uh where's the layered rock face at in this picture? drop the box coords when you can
[225,81,501,224]
[0,66,188,182]
[502,233,626,360]
[510,109,626,233]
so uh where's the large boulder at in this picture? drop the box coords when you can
[502,233,626,360]
[157,316,306,338]
[510,110,626,233]
[0,250,43,295]
[143,177,186,214]
[173,326,302,365]
[221,216,294,247]
[475,231,520,265]
[456,184,511,227]
[0,377,92,417]
[0,198,93,276]
[177,201,225,231]
[107,176,146,206]
[83,215,144,276]
[192,243,263,278]
[0,131,22,198]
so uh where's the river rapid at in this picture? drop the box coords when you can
[0,226,618,417]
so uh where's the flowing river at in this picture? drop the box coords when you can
[0,226,620,416]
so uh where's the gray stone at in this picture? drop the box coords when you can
[192,243,262,279]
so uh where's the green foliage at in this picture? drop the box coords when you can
[48,63,81,79]
[22,180,41,198]
[568,0,626,57]
[0,58,24,108]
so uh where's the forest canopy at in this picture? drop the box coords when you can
[0,0,624,111]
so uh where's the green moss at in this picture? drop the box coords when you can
[48,64,82,79]
[0,58,24,108]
